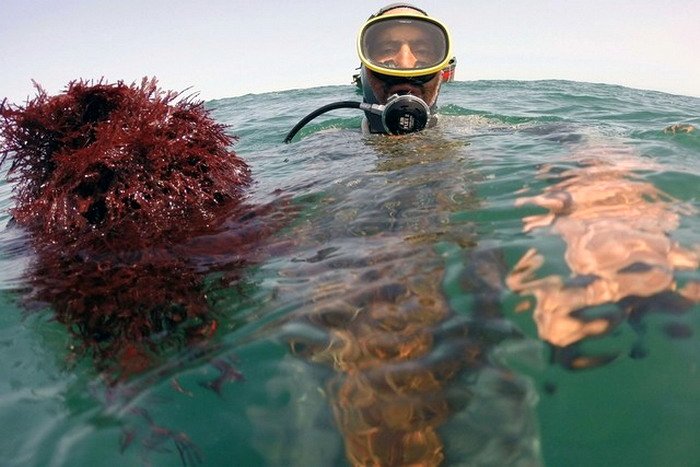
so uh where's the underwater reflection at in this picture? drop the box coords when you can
[508,146,700,364]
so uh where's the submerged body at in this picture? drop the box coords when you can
[275,135,540,466]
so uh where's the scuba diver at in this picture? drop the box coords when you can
[284,3,455,142]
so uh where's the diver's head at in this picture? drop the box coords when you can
[357,4,452,112]
[284,3,454,142]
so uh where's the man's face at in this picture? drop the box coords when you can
[369,24,441,71]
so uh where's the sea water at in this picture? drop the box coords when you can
[1,80,699,466]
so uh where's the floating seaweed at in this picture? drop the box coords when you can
[1,77,250,247]
[0,78,283,380]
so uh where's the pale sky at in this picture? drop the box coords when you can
[1,0,699,104]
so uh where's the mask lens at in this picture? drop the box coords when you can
[360,17,448,75]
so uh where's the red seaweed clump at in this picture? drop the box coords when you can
[0,78,271,378]
[0,77,251,248]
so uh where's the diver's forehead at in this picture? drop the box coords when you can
[375,23,431,41]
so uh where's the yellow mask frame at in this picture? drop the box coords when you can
[357,13,453,78]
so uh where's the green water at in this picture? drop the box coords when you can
[1,80,699,466]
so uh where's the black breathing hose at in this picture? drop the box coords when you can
[284,101,361,143]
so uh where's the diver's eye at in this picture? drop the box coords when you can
[415,51,432,62]
[375,42,400,57]
[414,47,430,56]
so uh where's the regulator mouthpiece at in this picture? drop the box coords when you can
[361,94,430,134]
[381,94,430,134]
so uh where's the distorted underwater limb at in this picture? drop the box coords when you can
[508,144,700,367]
[282,243,540,466]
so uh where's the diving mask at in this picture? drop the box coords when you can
[357,13,452,79]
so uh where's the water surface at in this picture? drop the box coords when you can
[1,80,699,466]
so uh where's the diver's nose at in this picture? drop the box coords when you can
[395,44,418,69]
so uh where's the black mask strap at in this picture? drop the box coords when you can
[368,3,428,19]
[373,71,439,86]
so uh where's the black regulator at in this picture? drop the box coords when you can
[284,94,431,143]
